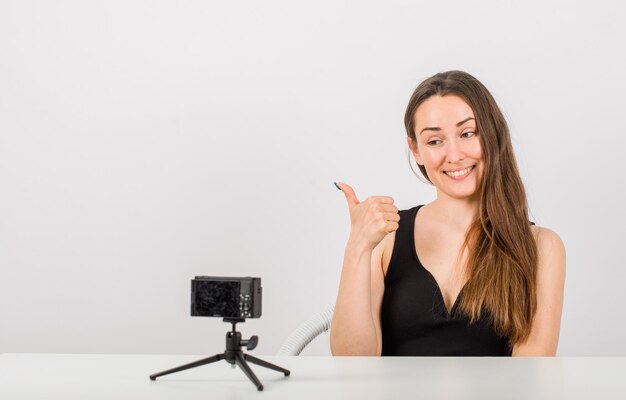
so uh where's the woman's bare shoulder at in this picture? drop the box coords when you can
[531,225,565,254]
[531,225,566,276]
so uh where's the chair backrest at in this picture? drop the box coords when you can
[276,306,334,356]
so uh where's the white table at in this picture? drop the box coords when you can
[1,353,624,399]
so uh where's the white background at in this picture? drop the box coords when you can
[1,0,624,356]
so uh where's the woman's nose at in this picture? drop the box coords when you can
[446,140,465,163]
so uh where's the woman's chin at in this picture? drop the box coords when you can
[436,186,479,201]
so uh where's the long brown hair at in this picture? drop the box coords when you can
[404,70,538,347]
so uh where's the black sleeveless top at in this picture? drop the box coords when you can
[380,205,512,356]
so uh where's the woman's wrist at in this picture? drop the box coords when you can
[345,237,373,257]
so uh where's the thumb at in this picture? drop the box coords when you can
[334,182,359,209]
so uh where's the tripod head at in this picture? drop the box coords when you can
[222,317,258,351]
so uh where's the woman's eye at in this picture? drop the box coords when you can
[461,131,476,138]
[427,139,442,146]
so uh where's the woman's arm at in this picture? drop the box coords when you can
[330,238,386,356]
[330,183,398,356]
[512,227,566,356]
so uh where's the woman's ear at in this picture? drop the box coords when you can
[407,137,424,166]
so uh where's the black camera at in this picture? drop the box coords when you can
[191,276,262,319]
[151,275,288,390]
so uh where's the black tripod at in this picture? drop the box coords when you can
[149,318,290,391]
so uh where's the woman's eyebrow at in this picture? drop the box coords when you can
[419,117,475,135]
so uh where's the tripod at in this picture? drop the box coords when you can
[149,318,290,391]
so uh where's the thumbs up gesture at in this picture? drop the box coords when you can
[335,182,400,252]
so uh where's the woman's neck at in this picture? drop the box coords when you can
[429,194,480,231]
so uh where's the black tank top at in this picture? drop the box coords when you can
[380,205,512,356]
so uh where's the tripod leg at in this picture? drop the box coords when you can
[150,354,224,380]
[234,352,264,391]
[244,354,291,376]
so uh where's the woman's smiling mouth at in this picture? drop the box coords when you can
[444,165,475,178]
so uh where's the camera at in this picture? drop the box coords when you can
[151,275,288,390]
[191,276,262,318]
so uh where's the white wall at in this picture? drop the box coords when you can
[1,0,624,356]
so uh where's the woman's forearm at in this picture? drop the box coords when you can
[330,242,379,356]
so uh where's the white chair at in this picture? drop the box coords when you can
[277,306,334,356]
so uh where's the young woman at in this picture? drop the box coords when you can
[331,70,565,356]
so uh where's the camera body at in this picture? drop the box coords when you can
[191,276,262,319]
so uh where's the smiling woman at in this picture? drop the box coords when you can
[331,71,566,357]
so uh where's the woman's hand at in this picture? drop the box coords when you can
[335,182,400,252]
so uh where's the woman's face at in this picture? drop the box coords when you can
[408,94,483,201]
